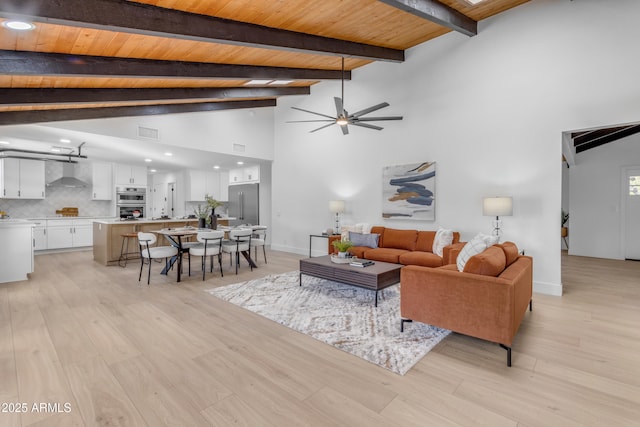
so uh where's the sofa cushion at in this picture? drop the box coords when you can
[382,228,418,251]
[363,248,407,263]
[399,251,444,268]
[350,246,368,258]
[457,233,490,272]
[463,245,507,276]
[415,231,436,252]
[349,231,379,248]
[497,241,519,267]
[432,227,454,257]
[370,226,386,247]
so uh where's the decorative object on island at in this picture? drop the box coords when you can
[561,209,569,249]
[329,200,345,233]
[194,204,210,229]
[483,196,513,240]
[205,195,224,229]
[287,57,402,135]
[382,162,435,220]
[332,239,353,258]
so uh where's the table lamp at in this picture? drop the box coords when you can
[483,196,513,239]
[329,200,345,234]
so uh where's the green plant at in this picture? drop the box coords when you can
[205,195,224,211]
[332,239,354,253]
[562,209,569,226]
[194,204,210,219]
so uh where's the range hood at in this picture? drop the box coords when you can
[47,163,89,188]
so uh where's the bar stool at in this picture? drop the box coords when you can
[118,232,139,267]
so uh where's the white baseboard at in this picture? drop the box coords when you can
[534,280,563,296]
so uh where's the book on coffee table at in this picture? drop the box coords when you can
[349,258,375,267]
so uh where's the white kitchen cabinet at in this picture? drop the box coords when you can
[228,166,259,185]
[0,158,45,199]
[32,220,47,251]
[46,219,93,249]
[185,170,221,201]
[219,172,229,201]
[92,162,113,200]
[0,221,35,283]
[115,164,147,186]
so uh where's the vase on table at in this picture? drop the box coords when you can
[198,218,206,229]
[210,214,218,230]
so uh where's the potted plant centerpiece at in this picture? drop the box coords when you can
[194,204,210,229]
[205,195,224,229]
[332,239,354,258]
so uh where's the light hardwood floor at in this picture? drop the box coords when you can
[1,249,639,426]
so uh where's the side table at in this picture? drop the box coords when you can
[309,234,341,257]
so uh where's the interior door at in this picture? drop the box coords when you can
[624,168,640,260]
[152,183,167,218]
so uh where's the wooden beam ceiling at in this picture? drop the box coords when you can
[0,99,277,126]
[377,0,477,37]
[573,124,640,153]
[0,0,404,62]
[0,87,310,107]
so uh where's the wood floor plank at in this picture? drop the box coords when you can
[1,249,639,426]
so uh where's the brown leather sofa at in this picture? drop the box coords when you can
[399,242,533,366]
[330,226,461,267]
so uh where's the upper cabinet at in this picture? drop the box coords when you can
[115,164,147,186]
[0,158,45,199]
[185,170,224,201]
[229,165,260,185]
[92,162,113,200]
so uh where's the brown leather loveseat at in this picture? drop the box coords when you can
[399,242,533,366]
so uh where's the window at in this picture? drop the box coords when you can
[630,176,640,196]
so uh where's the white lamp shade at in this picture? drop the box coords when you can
[329,200,345,213]
[483,197,513,217]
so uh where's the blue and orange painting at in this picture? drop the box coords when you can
[382,161,435,220]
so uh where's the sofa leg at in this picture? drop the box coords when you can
[400,318,412,332]
[529,299,533,311]
[499,344,512,367]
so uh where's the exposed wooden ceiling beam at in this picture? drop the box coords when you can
[0,0,404,62]
[572,126,631,147]
[0,50,347,81]
[0,99,276,126]
[0,87,310,106]
[377,0,477,37]
[574,124,640,153]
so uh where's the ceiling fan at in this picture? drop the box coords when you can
[287,57,403,135]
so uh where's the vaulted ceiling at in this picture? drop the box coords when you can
[0,0,530,125]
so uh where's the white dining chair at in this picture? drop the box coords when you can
[221,228,253,274]
[138,232,178,285]
[250,225,267,264]
[189,230,225,281]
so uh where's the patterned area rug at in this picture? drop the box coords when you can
[206,270,450,375]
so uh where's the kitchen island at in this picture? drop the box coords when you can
[0,219,35,283]
[93,218,199,266]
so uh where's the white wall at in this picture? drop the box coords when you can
[272,0,640,296]
[569,133,640,259]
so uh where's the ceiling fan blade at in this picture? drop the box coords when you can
[286,119,335,123]
[340,124,349,135]
[350,102,389,118]
[310,122,337,133]
[357,116,403,121]
[351,122,383,131]
[291,106,336,120]
[334,97,344,116]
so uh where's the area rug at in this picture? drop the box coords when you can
[206,271,450,375]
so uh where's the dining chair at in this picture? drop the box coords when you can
[250,225,267,264]
[221,228,253,274]
[188,230,225,281]
[138,232,178,285]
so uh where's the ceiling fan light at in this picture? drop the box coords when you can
[336,117,349,126]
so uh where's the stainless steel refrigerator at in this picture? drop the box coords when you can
[227,183,259,226]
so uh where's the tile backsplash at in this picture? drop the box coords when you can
[0,162,114,218]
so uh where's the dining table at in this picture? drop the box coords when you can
[152,226,258,282]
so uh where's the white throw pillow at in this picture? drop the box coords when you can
[457,233,492,272]
[432,227,454,257]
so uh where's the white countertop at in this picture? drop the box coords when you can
[0,219,36,227]
[94,218,200,225]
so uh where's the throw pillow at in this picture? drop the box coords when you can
[457,233,492,272]
[463,246,507,276]
[432,227,454,257]
[349,231,379,248]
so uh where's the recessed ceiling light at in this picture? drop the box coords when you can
[149,169,157,173]
[213,165,220,169]
[2,21,35,31]
[244,79,273,85]
[144,158,152,162]
[60,138,71,143]
[164,152,173,156]
[237,161,244,165]
[51,148,61,153]
[464,0,486,4]
[269,80,294,85]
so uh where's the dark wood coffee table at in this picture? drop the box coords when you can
[299,255,402,307]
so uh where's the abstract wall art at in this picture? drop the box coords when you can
[382,162,436,220]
